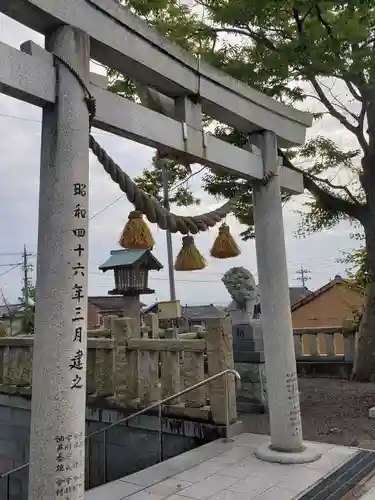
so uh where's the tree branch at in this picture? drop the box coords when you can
[314,3,333,35]
[279,150,366,222]
[357,101,369,154]
[309,75,359,135]
[292,8,304,35]
[210,26,277,51]
[345,80,363,102]
[319,80,361,121]
[313,3,367,93]
[209,27,254,38]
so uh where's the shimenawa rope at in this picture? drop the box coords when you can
[53,53,243,234]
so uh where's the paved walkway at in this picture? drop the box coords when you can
[85,433,360,500]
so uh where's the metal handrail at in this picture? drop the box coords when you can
[0,368,240,485]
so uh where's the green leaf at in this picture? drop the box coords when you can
[109,0,373,241]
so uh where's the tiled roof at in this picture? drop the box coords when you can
[291,275,349,312]
[99,249,163,272]
[289,286,312,305]
[181,304,226,320]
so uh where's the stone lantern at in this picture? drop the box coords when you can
[99,249,163,334]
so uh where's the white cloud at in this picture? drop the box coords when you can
[0,14,362,308]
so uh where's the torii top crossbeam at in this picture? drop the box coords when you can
[0,0,312,194]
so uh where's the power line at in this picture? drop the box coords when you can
[0,111,111,138]
[0,263,22,279]
[89,195,125,220]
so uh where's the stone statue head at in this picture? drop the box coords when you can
[222,266,259,312]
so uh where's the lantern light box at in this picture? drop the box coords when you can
[99,249,163,296]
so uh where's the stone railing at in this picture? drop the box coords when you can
[0,316,236,425]
[293,326,356,360]
[293,326,356,377]
[0,336,114,395]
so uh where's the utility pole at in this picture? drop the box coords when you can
[296,265,311,288]
[161,160,176,301]
[21,245,34,304]
[23,245,29,304]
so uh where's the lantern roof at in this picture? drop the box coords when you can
[99,249,163,272]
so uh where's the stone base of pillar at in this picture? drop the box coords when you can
[254,442,322,464]
[232,321,268,413]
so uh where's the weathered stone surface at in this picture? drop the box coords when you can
[233,352,265,363]
[123,296,141,337]
[28,26,90,500]
[234,339,264,352]
[235,363,268,410]
[86,348,96,395]
[0,323,7,337]
[232,321,263,342]
[138,350,160,404]
[111,317,139,403]
[204,317,237,425]
[230,318,268,413]
[222,267,259,320]
[143,313,159,338]
[160,350,180,400]
[95,347,114,397]
[235,362,264,383]
[181,351,205,407]
[127,338,205,352]
[253,134,305,454]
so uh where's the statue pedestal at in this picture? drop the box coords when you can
[232,319,268,413]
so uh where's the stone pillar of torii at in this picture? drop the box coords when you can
[0,0,322,498]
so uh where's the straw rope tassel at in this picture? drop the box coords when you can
[119,210,154,249]
[210,223,241,259]
[174,235,206,271]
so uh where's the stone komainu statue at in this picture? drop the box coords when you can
[222,266,260,318]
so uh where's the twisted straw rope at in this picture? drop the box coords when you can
[89,134,239,235]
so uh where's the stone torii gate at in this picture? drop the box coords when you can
[0,0,320,498]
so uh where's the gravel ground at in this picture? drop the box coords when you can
[240,377,375,449]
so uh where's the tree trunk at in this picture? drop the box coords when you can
[355,280,375,381]
[354,144,375,381]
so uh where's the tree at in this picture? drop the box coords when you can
[134,155,201,208]
[342,240,370,294]
[19,284,36,334]
[111,0,375,380]
[339,235,368,330]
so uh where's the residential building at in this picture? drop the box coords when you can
[291,275,364,354]
[87,296,146,329]
[291,275,364,328]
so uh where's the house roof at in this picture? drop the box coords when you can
[142,303,226,320]
[99,249,163,272]
[289,286,312,306]
[291,275,349,312]
[181,304,226,320]
[88,296,146,310]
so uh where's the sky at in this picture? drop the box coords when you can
[0,12,363,308]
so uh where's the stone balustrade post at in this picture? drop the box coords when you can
[110,316,138,405]
[95,346,114,397]
[144,313,159,338]
[204,317,237,425]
